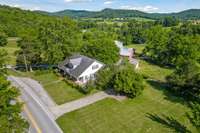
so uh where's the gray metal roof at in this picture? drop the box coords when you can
[58,55,97,78]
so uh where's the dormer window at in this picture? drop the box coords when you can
[65,63,73,69]
[92,65,99,70]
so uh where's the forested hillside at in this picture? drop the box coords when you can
[0,5,119,68]
[0,5,78,37]
[51,8,200,20]
[52,8,148,19]
[0,5,49,37]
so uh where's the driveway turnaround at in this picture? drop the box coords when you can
[8,76,63,133]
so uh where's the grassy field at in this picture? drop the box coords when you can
[0,37,19,65]
[138,60,173,81]
[57,80,197,133]
[56,44,197,133]
[127,44,173,81]
[7,70,94,105]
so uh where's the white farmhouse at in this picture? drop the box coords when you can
[58,55,104,84]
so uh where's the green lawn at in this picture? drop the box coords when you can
[0,37,19,65]
[138,60,173,81]
[7,70,91,105]
[57,80,197,133]
[126,44,146,55]
[56,57,196,133]
[126,44,173,81]
[31,72,87,104]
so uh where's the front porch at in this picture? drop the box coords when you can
[75,74,95,84]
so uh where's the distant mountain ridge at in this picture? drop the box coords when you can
[46,8,200,20]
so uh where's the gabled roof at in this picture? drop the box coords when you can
[115,40,133,56]
[58,55,103,78]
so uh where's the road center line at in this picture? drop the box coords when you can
[23,104,42,133]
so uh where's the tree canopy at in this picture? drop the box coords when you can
[0,32,7,46]
[143,23,200,100]
[113,64,144,98]
[0,48,28,132]
[144,25,200,66]
[81,30,119,64]
[0,75,28,132]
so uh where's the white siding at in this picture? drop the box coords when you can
[78,61,104,83]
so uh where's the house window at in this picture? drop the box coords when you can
[92,65,99,70]
[78,77,83,82]
[85,75,90,80]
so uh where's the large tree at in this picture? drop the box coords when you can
[0,49,28,132]
[0,75,28,132]
[167,60,200,98]
[113,64,144,98]
[16,36,42,71]
[95,65,118,90]
[155,17,179,27]
[81,30,119,64]
[37,18,82,64]
[144,26,200,66]
[143,26,169,64]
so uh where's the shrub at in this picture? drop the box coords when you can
[113,65,144,98]
[82,80,95,94]
[95,65,118,90]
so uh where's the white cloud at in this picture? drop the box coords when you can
[64,0,92,3]
[9,4,41,11]
[120,5,159,13]
[104,1,113,5]
[13,4,20,8]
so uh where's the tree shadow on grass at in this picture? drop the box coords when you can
[147,113,191,133]
[147,79,186,105]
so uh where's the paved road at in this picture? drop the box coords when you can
[8,76,63,133]
[8,76,126,132]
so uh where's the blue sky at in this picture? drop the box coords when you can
[0,0,200,13]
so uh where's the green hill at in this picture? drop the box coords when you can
[0,5,76,37]
[50,8,200,20]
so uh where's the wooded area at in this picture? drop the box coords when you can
[0,5,200,132]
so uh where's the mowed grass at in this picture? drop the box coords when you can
[31,72,86,105]
[0,37,20,65]
[127,44,146,55]
[138,60,173,81]
[7,70,87,105]
[57,81,197,133]
[126,44,173,81]
[56,44,196,133]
